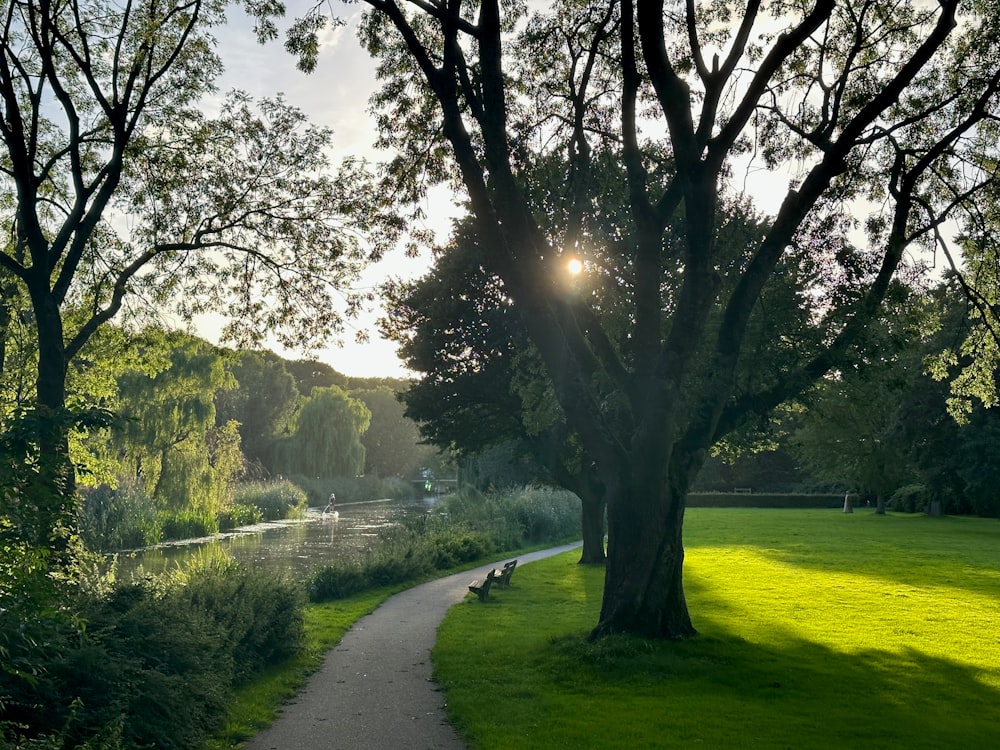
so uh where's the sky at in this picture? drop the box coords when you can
[204,3,453,379]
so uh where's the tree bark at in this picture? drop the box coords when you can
[25,283,76,553]
[591,474,695,640]
[578,490,607,565]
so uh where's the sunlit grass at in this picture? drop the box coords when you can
[434,509,1000,749]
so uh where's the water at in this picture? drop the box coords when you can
[110,498,435,581]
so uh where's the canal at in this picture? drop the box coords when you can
[111,497,435,580]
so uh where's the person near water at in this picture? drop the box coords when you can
[323,493,337,515]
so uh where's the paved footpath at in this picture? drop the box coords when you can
[242,542,583,750]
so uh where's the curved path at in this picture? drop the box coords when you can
[243,542,583,750]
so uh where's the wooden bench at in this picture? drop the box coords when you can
[492,559,517,588]
[468,569,497,601]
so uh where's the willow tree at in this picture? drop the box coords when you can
[0,1,384,540]
[272,386,371,478]
[277,0,1000,638]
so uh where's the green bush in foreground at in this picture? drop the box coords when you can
[2,561,305,750]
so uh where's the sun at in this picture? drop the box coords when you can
[566,257,584,275]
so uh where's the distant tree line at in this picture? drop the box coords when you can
[1,320,443,551]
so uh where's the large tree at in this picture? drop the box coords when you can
[215,350,300,470]
[383,220,610,562]
[271,385,371,478]
[281,0,1000,638]
[0,1,381,535]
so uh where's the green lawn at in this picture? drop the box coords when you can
[433,509,1000,749]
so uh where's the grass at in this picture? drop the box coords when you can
[205,586,404,748]
[433,509,1000,749]
[207,538,577,748]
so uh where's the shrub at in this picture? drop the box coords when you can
[288,474,415,507]
[4,556,308,749]
[160,510,217,541]
[306,484,580,603]
[78,481,161,551]
[428,531,495,569]
[43,579,234,750]
[308,563,370,601]
[890,484,931,513]
[180,559,305,682]
[217,503,263,531]
[234,480,308,521]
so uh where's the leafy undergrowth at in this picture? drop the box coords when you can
[434,509,1000,749]
[205,587,403,749]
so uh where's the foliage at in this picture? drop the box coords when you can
[687,492,844,509]
[215,351,300,467]
[307,485,580,602]
[78,481,161,551]
[889,483,934,514]
[234,480,309,522]
[179,559,305,684]
[0,0,385,531]
[275,0,1000,638]
[1,558,305,749]
[271,386,370,478]
[351,386,439,478]
[109,333,236,515]
[217,503,265,532]
[159,511,218,542]
[289,474,415,507]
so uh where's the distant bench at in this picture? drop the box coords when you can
[468,559,518,601]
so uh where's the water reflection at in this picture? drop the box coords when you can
[111,498,434,580]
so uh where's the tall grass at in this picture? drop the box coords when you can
[233,479,308,521]
[433,509,1000,749]
[308,486,580,602]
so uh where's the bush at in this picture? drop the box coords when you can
[217,503,263,531]
[37,579,234,750]
[307,484,580,603]
[234,480,308,521]
[439,485,581,548]
[288,474,415,507]
[3,557,308,749]
[308,563,370,601]
[686,492,844,509]
[180,559,305,682]
[160,510,218,541]
[78,481,161,551]
[427,530,495,569]
[890,484,931,513]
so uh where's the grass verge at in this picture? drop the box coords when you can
[205,586,402,748]
[433,509,1000,749]
[206,538,577,748]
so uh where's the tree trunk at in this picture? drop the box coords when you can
[27,286,76,552]
[591,477,695,640]
[875,493,886,515]
[579,491,606,565]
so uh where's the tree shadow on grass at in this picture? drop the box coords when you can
[546,610,1000,748]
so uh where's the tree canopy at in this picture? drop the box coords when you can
[263,0,1000,639]
[0,0,383,540]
